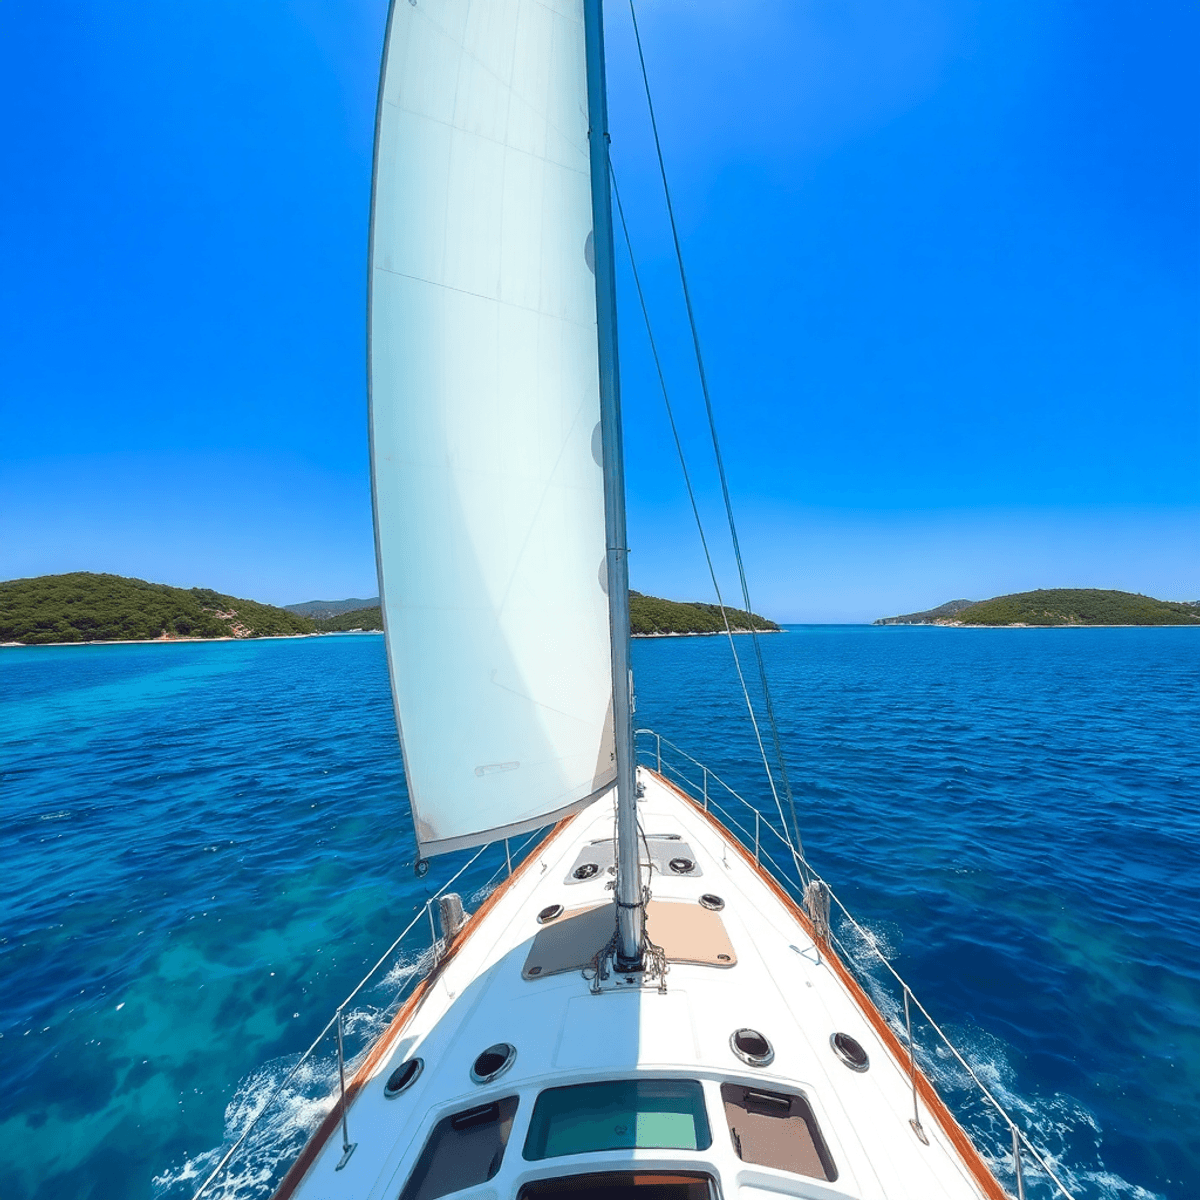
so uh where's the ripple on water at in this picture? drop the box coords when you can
[1,628,1195,1199]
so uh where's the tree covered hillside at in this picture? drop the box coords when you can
[307,598,775,636]
[956,589,1200,626]
[285,597,378,619]
[0,574,780,645]
[629,592,779,636]
[312,605,383,632]
[0,573,316,645]
[874,599,978,625]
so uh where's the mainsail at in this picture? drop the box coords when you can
[369,0,615,856]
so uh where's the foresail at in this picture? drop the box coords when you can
[370,0,615,856]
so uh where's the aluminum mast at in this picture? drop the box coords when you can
[584,0,642,971]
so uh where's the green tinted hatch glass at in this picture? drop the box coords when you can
[523,1080,711,1161]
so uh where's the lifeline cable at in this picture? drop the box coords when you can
[627,0,806,870]
[611,170,806,878]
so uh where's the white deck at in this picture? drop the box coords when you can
[280,768,1004,1200]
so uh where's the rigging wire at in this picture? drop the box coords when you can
[627,0,807,875]
[611,171,803,873]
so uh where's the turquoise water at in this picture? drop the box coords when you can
[1,628,1196,1199]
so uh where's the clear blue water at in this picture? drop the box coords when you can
[1,628,1196,1200]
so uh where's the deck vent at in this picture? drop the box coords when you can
[471,1042,517,1085]
[699,894,724,910]
[384,1057,423,1098]
[669,857,696,874]
[573,863,599,880]
[830,1032,869,1072]
[730,1028,775,1067]
[537,904,564,924]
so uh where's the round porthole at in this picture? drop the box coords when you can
[537,904,564,924]
[669,857,695,874]
[730,1028,775,1067]
[573,863,599,880]
[831,1032,869,1072]
[470,1042,517,1084]
[699,893,724,910]
[383,1057,423,1098]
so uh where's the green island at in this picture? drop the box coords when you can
[305,604,383,632]
[284,597,379,620]
[876,589,1200,627]
[0,573,320,645]
[0,574,779,645]
[629,591,779,636]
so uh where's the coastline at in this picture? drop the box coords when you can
[632,628,782,638]
[2,629,782,649]
[0,631,384,650]
[877,622,1200,629]
[12,624,1200,647]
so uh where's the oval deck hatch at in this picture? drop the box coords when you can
[384,1057,423,1097]
[471,1042,517,1084]
[831,1032,869,1072]
[731,1028,775,1067]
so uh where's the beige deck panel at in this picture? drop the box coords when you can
[645,899,737,968]
[522,904,613,979]
[522,900,737,979]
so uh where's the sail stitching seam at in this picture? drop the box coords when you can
[374,265,596,330]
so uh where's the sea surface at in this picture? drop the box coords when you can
[1,627,1196,1200]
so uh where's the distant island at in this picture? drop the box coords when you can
[284,597,379,620]
[629,591,778,636]
[293,592,780,638]
[0,573,324,645]
[876,589,1200,627]
[0,574,779,645]
[304,604,382,632]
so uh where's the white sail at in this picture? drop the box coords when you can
[369,0,615,857]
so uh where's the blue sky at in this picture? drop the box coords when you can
[1,0,1196,621]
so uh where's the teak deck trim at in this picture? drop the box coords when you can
[660,771,1010,1200]
[273,773,1010,1200]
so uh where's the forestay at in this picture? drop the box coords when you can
[369,0,615,856]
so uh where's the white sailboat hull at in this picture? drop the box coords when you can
[274,767,1006,1200]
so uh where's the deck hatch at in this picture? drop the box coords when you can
[471,1042,517,1084]
[398,1094,518,1200]
[523,1079,711,1160]
[720,1083,838,1182]
[519,1172,717,1199]
[564,837,703,884]
[384,1057,423,1098]
[830,1031,870,1072]
[730,1028,774,1067]
[519,1172,717,1200]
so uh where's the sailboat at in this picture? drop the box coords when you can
[195,3,1076,1199]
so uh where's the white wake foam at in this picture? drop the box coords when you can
[834,919,1164,1200]
[152,1053,337,1200]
